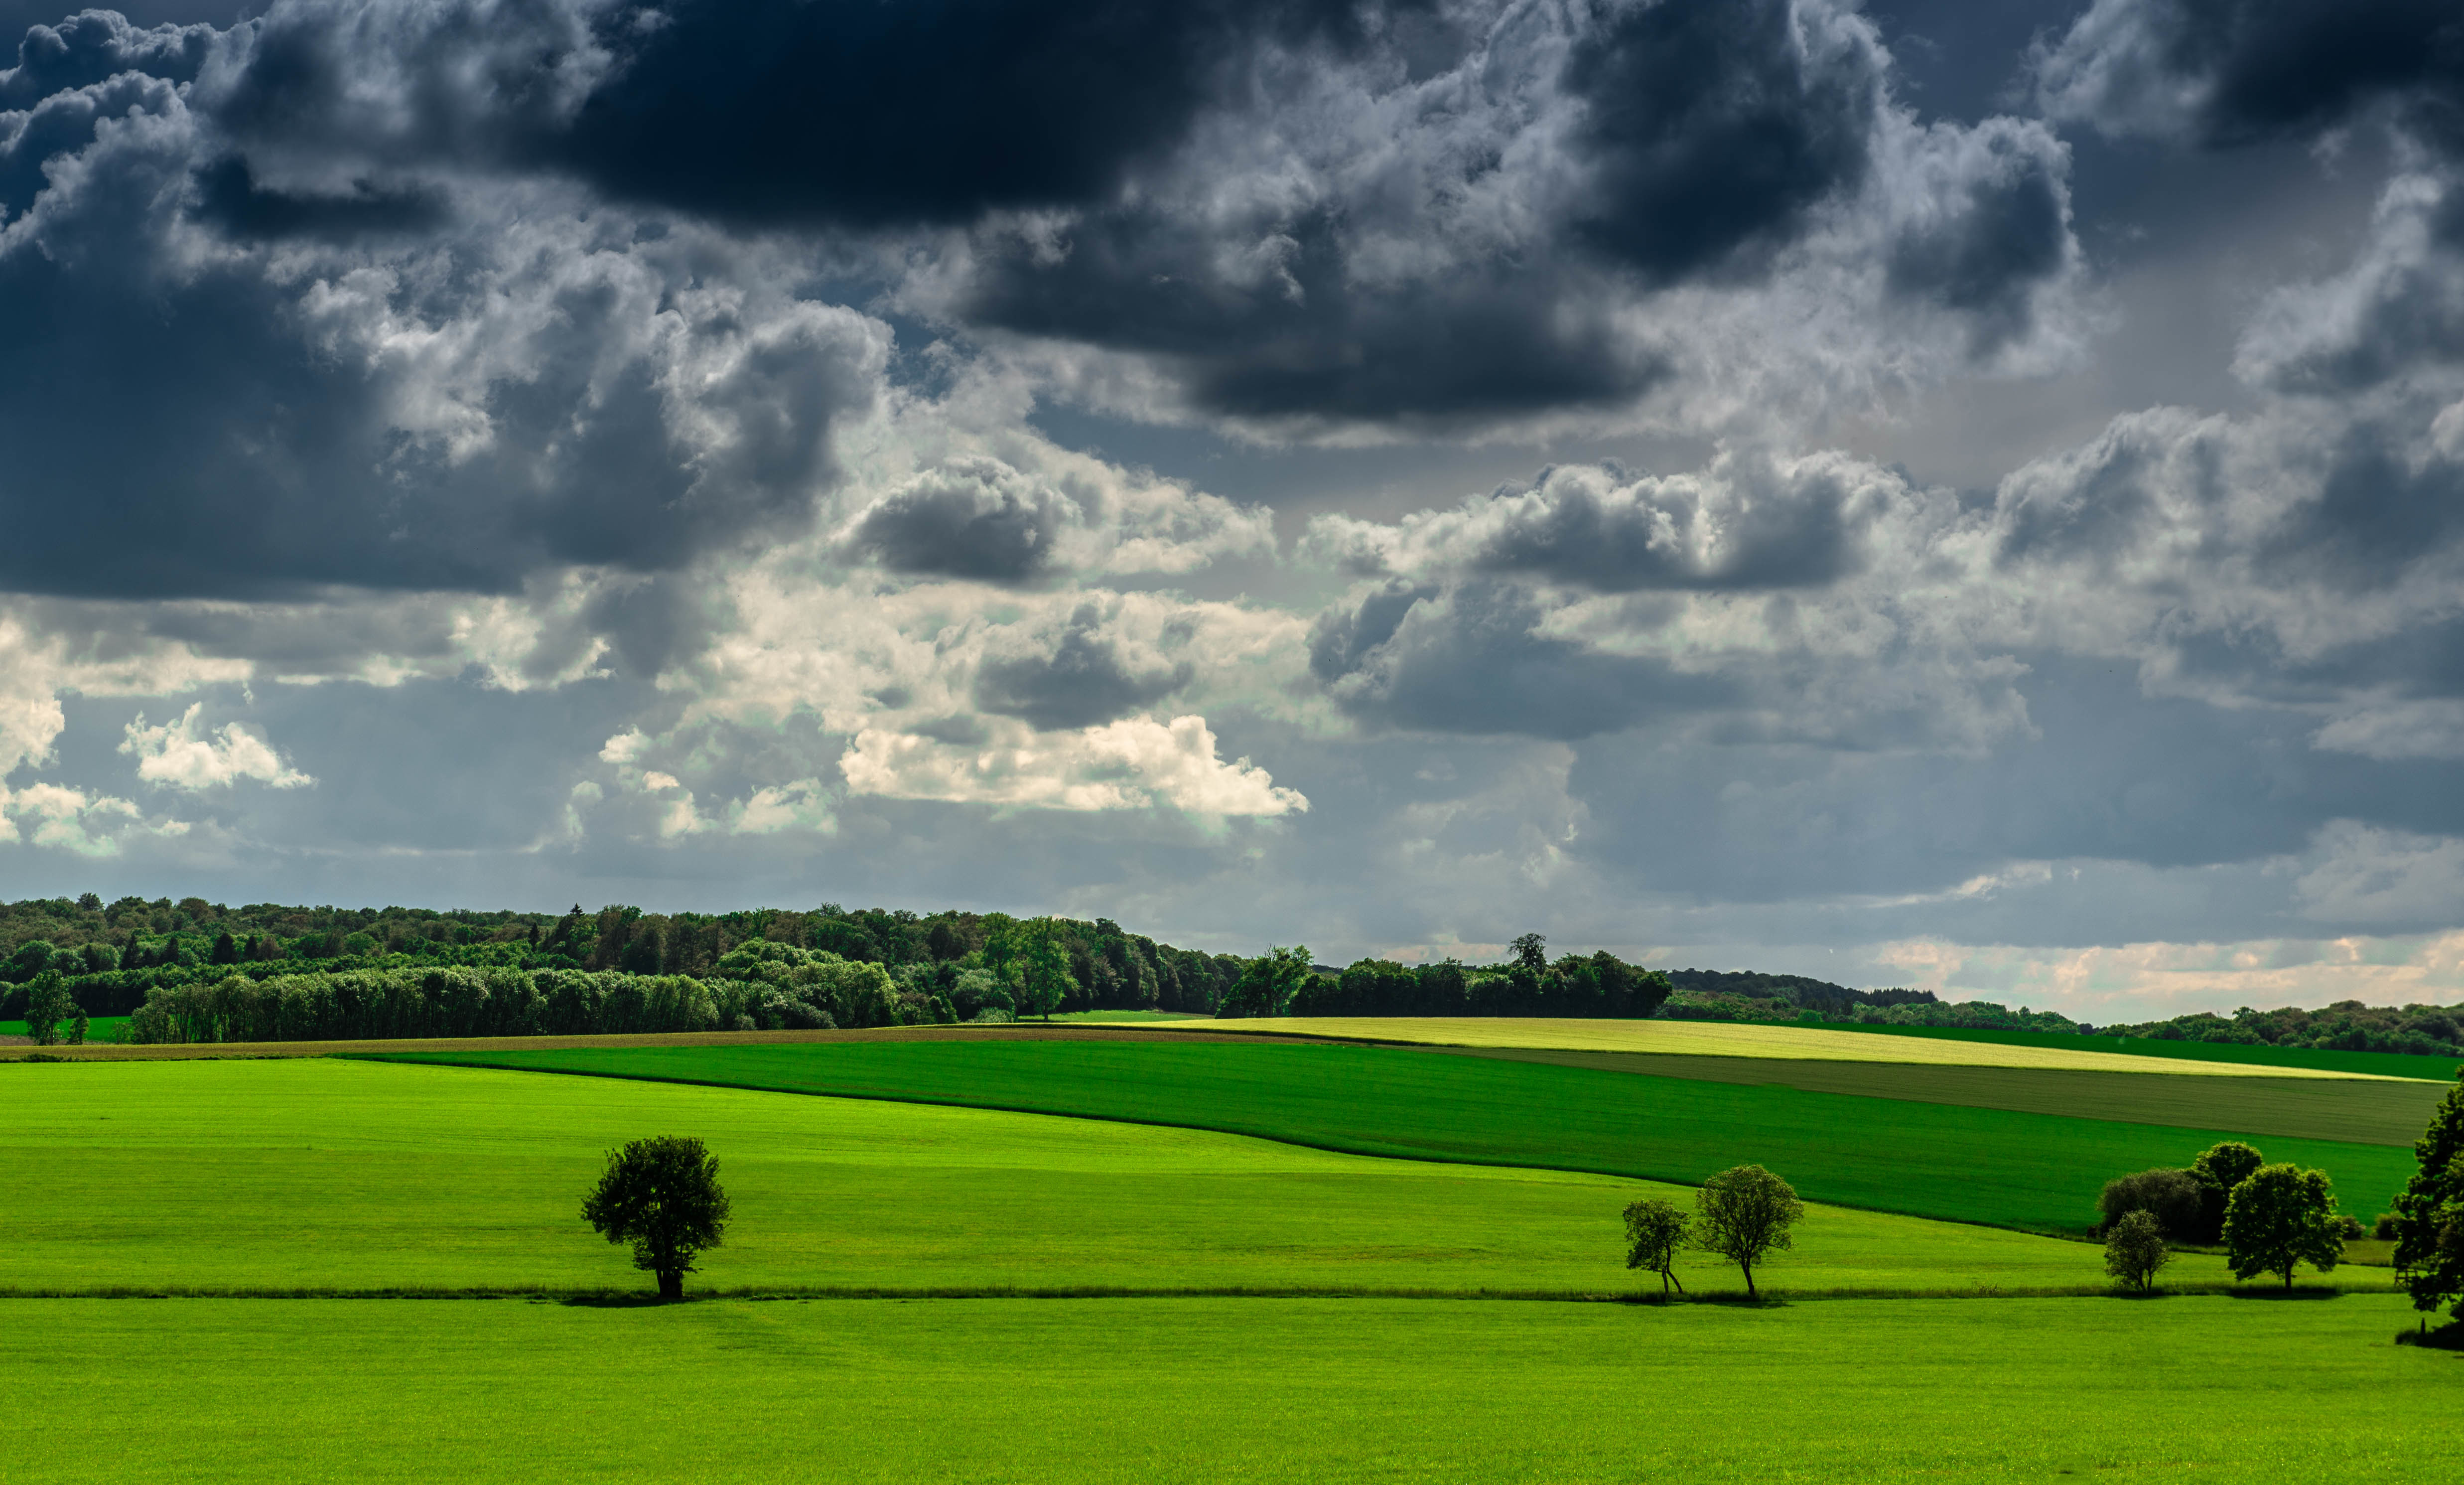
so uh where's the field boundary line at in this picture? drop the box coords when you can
[0,1281,2377,1303]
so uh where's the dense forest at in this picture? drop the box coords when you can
[1,894,2460,1057]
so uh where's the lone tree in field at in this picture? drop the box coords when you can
[581,1136,731,1300]
[2390,1066,2464,1324]
[1623,1197,1690,1300]
[1692,1165,1803,1300]
[2104,1209,2171,1292]
[2222,1163,2342,1291]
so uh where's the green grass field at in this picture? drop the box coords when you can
[379,1039,2426,1234]
[7,1295,2451,1483]
[15,1056,2258,1298]
[1456,1044,2450,1144]
[0,1015,127,1041]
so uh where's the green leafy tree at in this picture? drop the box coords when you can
[580,1136,731,1301]
[1007,917,1079,1020]
[2190,1141,2266,1242]
[21,971,73,1047]
[2104,1209,2171,1292]
[2391,1067,2464,1322]
[2222,1164,2343,1291]
[1623,1197,1690,1300]
[1692,1165,1803,1300]
[1218,945,1313,1019]
[1509,933,1548,975]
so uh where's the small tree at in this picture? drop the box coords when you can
[1623,1197,1690,1300]
[2390,1067,2464,1323]
[581,1136,731,1300]
[1693,1165,1803,1300]
[2104,1209,2171,1292]
[21,972,73,1048]
[2222,1163,2342,1291]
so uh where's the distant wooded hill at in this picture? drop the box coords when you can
[1,894,2458,1058]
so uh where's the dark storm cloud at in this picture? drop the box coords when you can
[1885,121,2073,355]
[190,155,449,241]
[1308,580,1731,738]
[2037,0,2464,153]
[1561,0,1878,283]
[958,0,2078,428]
[195,0,1421,227]
[848,459,1073,583]
[0,100,882,598]
[964,208,1669,426]
[973,605,1195,731]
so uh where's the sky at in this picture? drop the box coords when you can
[4,0,2464,1020]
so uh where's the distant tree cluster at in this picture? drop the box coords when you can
[1291,936,1674,1020]
[2095,1139,2352,1291]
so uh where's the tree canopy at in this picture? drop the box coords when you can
[2221,1164,2343,1291]
[1692,1165,1803,1300]
[2103,1209,2170,1292]
[580,1136,731,1301]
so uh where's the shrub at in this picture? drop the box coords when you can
[2104,1209,2171,1292]
[2334,1212,2367,1240]
[2097,1168,2207,1240]
[2375,1211,2402,1241]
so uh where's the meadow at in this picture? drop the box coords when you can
[379,1037,2426,1234]
[6,1295,2452,1484]
[7,1056,2219,1298]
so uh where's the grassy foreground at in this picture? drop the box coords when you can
[7,1295,2451,1483]
[380,1039,2424,1233]
[1,1057,2233,1298]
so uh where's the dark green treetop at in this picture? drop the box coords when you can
[2221,1164,2343,1291]
[581,1136,731,1301]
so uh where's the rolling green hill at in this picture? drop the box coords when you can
[375,1039,2427,1234]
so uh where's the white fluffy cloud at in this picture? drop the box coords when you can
[841,713,1306,818]
[119,704,313,791]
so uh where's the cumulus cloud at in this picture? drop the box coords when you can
[841,713,1307,816]
[119,703,314,790]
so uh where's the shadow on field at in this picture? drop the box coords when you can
[2220,1286,2344,1300]
[2393,1321,2464,1350]
[559,1294,680,1309]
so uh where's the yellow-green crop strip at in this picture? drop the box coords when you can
[1215,1015,2421,1077]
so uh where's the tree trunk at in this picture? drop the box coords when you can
[1741,1262,1756,1300]
[658,1269,684,1301]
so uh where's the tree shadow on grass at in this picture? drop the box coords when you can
[2220,1286,2344,1300]
[2393,1321,2464,1350]
[559,1293,678,1308]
